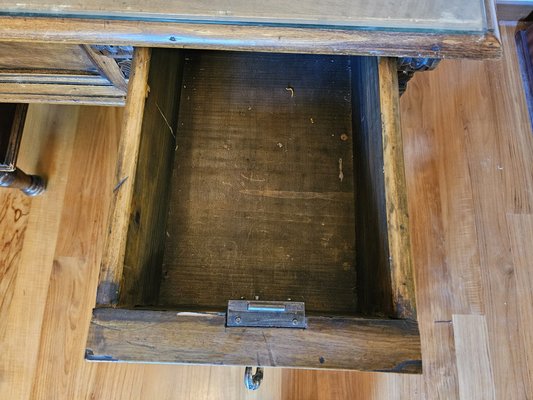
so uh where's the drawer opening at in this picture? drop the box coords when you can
[123,49,395,318]
[90,48,420,371]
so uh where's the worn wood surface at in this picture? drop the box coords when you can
[0,42,127,105]
[0,93,125,106]
[159,51,356,313]
[378,58,416,321]
[119,49,184,307]
[0,0,488,31]
[81,44,128,93]
[87,308,421,371]
[0,16,501,60]
[0,83,125,97]
[0,24,532,399]
[96,48,150,305]
[0,42,97,71]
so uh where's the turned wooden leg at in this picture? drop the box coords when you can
[0,167,45,196]
[0,103,45,196]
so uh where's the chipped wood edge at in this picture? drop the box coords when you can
[378,58,417,320]
[80,44,128,92]
[485,0,502,46]
[0,16,501,59]
[86,308,422,372]
[96,47,151,306]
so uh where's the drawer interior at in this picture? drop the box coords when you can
[160,51,355,314]
[129,50,390,317]
[89,48,420,371]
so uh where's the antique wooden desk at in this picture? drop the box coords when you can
[0,0,502,390]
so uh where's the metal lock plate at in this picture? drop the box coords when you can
[227,300,306,328]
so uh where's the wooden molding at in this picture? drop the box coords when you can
[0,16,501,59]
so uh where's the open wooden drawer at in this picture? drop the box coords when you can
[86,48,420,373]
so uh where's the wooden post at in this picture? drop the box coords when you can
[0,103,45,196]
[0,167,45,196]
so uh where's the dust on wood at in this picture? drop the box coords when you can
[159,51,356,314]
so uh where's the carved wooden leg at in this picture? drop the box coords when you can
[0,167,45,196]
[0,103,45,196]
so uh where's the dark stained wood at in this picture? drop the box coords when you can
[516,23,533,130]
[0,16,501,60]
[350,57,415,320]
[158,51,356,314]
[0,103,26,171]
[119,49,185,307]
[0,168,46,196]
[351,57,393,317]
[0,103,45,196]
[86,308,421,372]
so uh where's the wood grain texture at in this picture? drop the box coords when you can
[282,23,530,399]
[0,104,79,400]
[120,49,184,307]
[0,16,501,60]
[453,314,495,400]
[378,58,416,321]
[0,191,31,333]
[506,214,533,396]
[457,25,532,399]
[87,308,421,371]
[0,42,97,71]
[0,93,125,106]
[30,106,122,399]
[0,73,108,85]
[159,51,356,313]
[282,369,424,400]
[96,47,150,306]
[0,42,126,105]
[0,82,125,97]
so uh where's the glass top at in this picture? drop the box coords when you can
[1,0,488,32]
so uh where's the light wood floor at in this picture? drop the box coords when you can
[1,24,531,399]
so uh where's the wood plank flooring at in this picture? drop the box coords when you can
[0,23,532,399]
